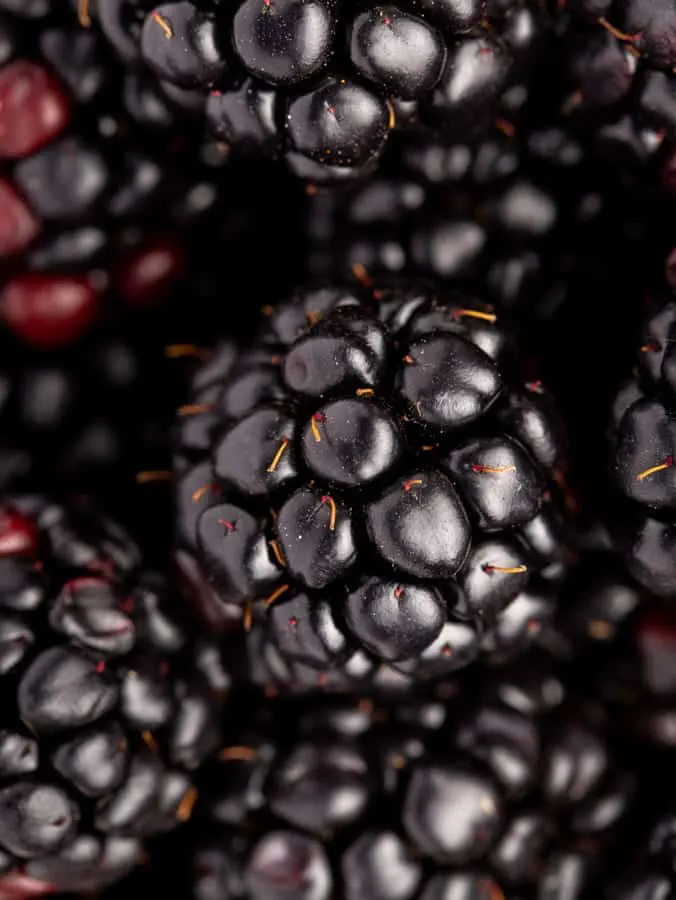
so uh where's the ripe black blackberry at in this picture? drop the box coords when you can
[178,655,634,900]
[173,279,575,691]
[86,0,550,182]
[0,493,227,895]
[610,294,676,599]
[555,0,676,183]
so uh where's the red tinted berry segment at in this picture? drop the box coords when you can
[113,235,186,307]
[0,61,70,159]
[0,872,56,899]
[0,178,40,257]
[0,273,101,349]
[0,507,38,557]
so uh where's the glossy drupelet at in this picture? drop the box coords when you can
[0,495,227,894]
[304,119,664,533]
[178,656,634,900]
[86,0,550,181]
[173,281,575,691]
[610,297,676,598]
[586,596,676,900]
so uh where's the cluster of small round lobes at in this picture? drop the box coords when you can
[0,501,223,893]
[179,285,565,672]
[139,0,523,168]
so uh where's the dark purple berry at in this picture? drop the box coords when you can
[275,488,356,589]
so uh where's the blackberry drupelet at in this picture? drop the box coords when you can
[174,280,574,691]
[0,494,227,894]
[182,656,634,900]
[610,295,676,599]
[87,0,550,181]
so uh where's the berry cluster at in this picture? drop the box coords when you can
[559,0,676,165]
[0,2,299,349]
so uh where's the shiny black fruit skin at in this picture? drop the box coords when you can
[174,280,572,690]
[426,36,514,135]
[366,470,471,579]
[611,299,676,598]
[0,496,227,894]
[348,7,447,101]
[286,78,391,168]
[0,0,304,369]
[182,657,634,900]
[206,79,279,156]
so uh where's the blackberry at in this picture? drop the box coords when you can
[179,656,634,900]
[173,280,574,691]
[0,331,188,568]
[305,127,585,306]
[0,2,237,348]
[0,493,227,896]
[609,293,676,598]
[87,0,550,181]
[555,0,676,183]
